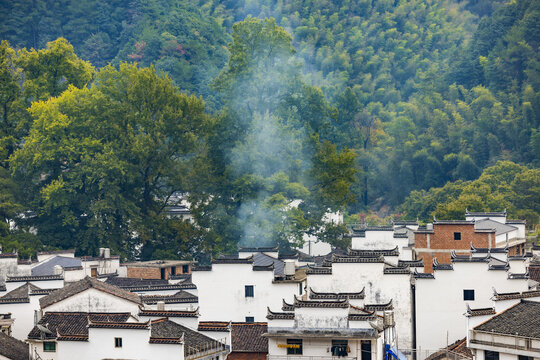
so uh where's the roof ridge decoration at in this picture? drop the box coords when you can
[212,256,253,265]
[305,264,332,275]
[492,288,540,301]
[383,265,411,275]
[488,261,510,271]
[309,287,365,300]
[465,304,496,317]
[347,246,400,257]
[363,299,393,311]
[413,268,435,279]
[139,309,199,318]
[507,271,529,280]
[293,295,349,309]
[266,307,295,320]
[238,245,279,252]
[6,274,64,282]
[398,258,424,267]
[332,254,385,263]
[433,257,453,271]
[282,299,294,311]
[451,250,491,263]
[197,321,231,332]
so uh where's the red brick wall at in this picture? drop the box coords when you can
[126,267,161,279]
[228,352,267,360]
[414,224,494,273]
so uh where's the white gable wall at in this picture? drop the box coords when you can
[43,288,140,315]
[192,264,301,322]
[415,262,529,354]
[0,295,42,340]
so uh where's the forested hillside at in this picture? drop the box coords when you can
[0,0,538,259]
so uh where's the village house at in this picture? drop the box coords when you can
[414,251,530,355]
[191,252,305,323]
[121,259,194,280]
[0,330,29,360]
[265,294,385,360]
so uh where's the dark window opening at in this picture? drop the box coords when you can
[43,342,56,352]
[182,265,189,273]
[463,289,475,301]
[331,340,349,357]
[299,283,303,295]
[171,266,176,276]
[361,340,372,360]
[245,285,254,297]
[454,232,461,240]
[518,356,533,360]
[485,350,499,360]
[245,316,254,323]
[286,339,302,355]
[115,337,123,348]
[160,268,166,280]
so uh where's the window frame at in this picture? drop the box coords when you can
[463,289,475,301]
[114,337,123,348]
[245,285,254,297]
[286,338,303,355]
[43,341,56,352]
[245,316,254,323]
[454,232,461,240]
[485,350,499,360]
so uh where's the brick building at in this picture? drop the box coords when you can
[414,220,496,272]
[122,260,194,280]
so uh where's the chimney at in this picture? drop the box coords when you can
[103,248,110,259]
[157,301,165,311]
[284,260,295,276]
[426,223,433,230]
[34,309,43,325]
[53,265,63,275]
[99,248,105,257]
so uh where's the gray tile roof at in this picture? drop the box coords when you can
[474,219,517,236]
[40,276,141,308]
[151,318,226,354]
[474,300,540,338]
[32,256,82,276]
[141,290,198,304]
[253,253,284,275]
[0,283,41,304]
[0,331,29,360]
[231,322,268,352]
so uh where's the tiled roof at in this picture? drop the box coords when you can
[347,246,399,257]
[332,254,385,263]
[192,265,212,271]
[365,226,394,231]
[253,252,284,275]
[151,318,226,355]
[465,211,506,216]
[6,274,63,282]
[239,246,278,252]
[433,258,453,271]
[530,264,540,283]
[474,219,517,236]
[507,272,529,279]
[141,290,198,304]
[413,268,435,279]
[393,220,418,225]
[488,263,510,271]
[364,300,393,311]
[474,300,540,338]
[0,283,41,304]
[122,260,193,268]
[426,337,472,360]
[434,220,474,225]
[0,253,17,258]
[197,321,231,332]
[31,256,82,276]
[282,299,294,311]
[451,251,490,263]
[465,304,496,317]
[398,259,424,267]
[231,322,268,353]
[105,277,168,288]
[88,321,149,329]
[506,219,526,224]
[383,265,411,274]
[266,308,294,320]
[113,282,197,292]
[40,276,141,308]
[470,244,508,254]
[139,309,199,318]
[348,306,377,321]
[28,312,131,340]
[293,296,349,308]
[212,257,253,265]
[493,289,540,301]
[0,331,29,360]
[305,264,332,275]
[309,287,365,300]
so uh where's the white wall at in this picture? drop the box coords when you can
[415,262,529,355]
[268,337,381,360]
[0,295,43,340]
[43,288,140,316]
[192,264,301,322]
[306,262,413,350]
[6,279,64,293]
[0,257,19,282]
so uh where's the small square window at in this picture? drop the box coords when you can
[245,316,254,323]
[454,232,461,240]
[286,339,302,355]
[485,350,499,360]
[245,285,254,297]
[463,289,475,301]
[115,337,123,348]
[43,342,56,352]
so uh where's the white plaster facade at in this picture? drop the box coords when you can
[42,288,141,315]
[192,263,302,322]
[0,294,43,340]
[414,261,529,354]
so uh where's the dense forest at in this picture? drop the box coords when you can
[0,0,538,260]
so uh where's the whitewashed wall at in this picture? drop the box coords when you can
[415,262,529,354]
[192,264,301,322]
[5,279,63,293]
[43,288,140,315]
[0,295,43,340]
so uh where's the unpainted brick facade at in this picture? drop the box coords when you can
[415,223,495,272]
[126,265,188,280]
[227,352,267,360]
